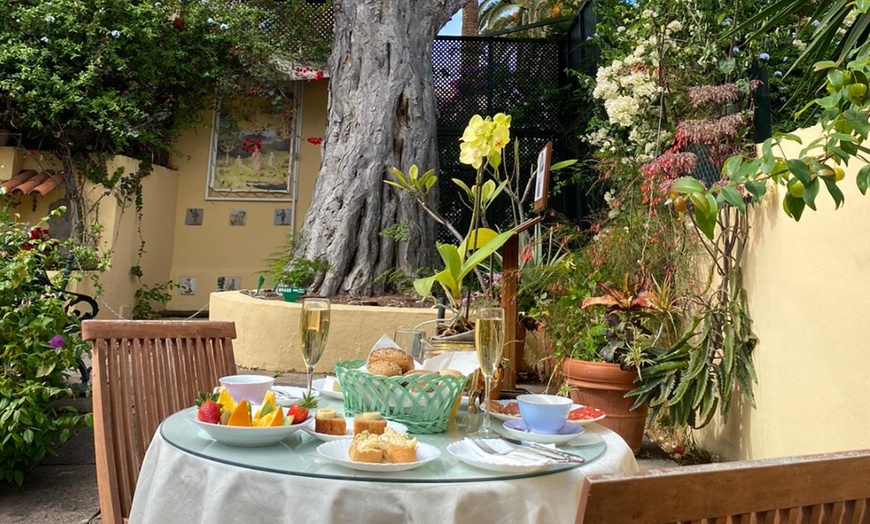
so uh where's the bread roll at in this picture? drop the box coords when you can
[348,431,383,463]
[367,359,402,377]
[315,408,347,435]
[368,348,414,374]
[354,412,387,435]
[439,369,463,377]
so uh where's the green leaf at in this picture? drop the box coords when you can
[458,231,514,283]
[723,156,743,179]
[803,177,820,210]
[822,176,845,209]
[718,58,736,75]
[784,194,806,221]
[550,159,577,171]
[694,205,717,239]
[720,185,746,213]
[671,177,705,194]
[389,167,409,188]
[437,243,463,281]
[760,140,775,174]
[458,227,499,257]
[408,164,419,182]
[844,110,870,138]
[452,178,472,197]
[744,181,767,202]
[779,133,803,145]
[814,60,838,71]
[857,165,870,195]
[786,159,812,185]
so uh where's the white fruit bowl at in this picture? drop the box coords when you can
[188,407,310,447]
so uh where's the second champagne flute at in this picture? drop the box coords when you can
[300,297,330,398]
[472,307,505,438]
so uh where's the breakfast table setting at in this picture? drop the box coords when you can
[128,301,639,523]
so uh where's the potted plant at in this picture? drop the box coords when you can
[265,234,329,302]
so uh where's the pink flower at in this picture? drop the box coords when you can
[50,335,64,349]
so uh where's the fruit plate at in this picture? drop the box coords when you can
[312,377,343,400]
[446,438,553,474]
[501,418,585,445]
[302,418,408,442]
[316,440,441,472]
[489,399,522,422]
[272,386,320,407]
[187,409,311,447]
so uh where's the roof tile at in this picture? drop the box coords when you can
[0,170,64,196]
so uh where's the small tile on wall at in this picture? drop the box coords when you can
[274,208,292,226]
[178,276,196,296]
[218,276,242,291]
[185,208,203,225]
[229,210,247,226]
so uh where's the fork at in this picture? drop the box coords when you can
[468,436,512,456]
[469,436,572,462]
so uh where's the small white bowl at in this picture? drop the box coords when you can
[219,374,274,404]
[516,394,573,434]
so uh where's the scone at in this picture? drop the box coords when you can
[314,408,347,435]
[368,359,402,377]
[354,412,387,435]
[380,427,417,463]
[348,431,383,463]
[368,348,414,374]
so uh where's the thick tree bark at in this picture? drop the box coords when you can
[461,0,480,36]
[298,0,467,296]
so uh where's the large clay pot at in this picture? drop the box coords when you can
[562,358,648,453]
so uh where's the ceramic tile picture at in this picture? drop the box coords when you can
[178,276,196,296]
[185,208,203,226]
[229,210,247,226]
[274,208,292,226]
[219,276,242,291]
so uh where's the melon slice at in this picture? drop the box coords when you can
[253,407,284,427]
[218,387,237,413]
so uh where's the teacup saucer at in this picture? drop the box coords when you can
[502,419,584,445]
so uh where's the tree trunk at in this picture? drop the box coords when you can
[461,0,480,36]
[297,0,467,296]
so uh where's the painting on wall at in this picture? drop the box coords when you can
[185,208,204,226]
[178,277,196,296]
[206,88,301,201]
[274,208,292,226]
[219,276,242,291]
[229,210,247,226]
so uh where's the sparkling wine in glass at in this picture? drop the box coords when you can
[472,307,505,438]
[300,298,330,397]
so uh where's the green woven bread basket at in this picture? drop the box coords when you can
[335,360,468,434]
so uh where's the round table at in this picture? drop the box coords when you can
[129,399,638,524]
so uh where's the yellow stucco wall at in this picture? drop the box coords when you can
[698,125,870,460]
[209,291,439,372]
[0,149,179,318]
[167,79,327,311]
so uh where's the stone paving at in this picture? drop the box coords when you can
[0,371,677,523]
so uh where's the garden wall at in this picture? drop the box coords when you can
[698,125,870,461]
[209,291,439,372]
[166,79,327,312]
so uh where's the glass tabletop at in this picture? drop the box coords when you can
[160,398,607,483]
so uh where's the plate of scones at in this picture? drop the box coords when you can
[316,427,440,472]
[302,409,408,442]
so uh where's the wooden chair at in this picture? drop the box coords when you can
[577,449,870,523]
[82,320,237,524]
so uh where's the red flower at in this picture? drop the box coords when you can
[306,137,323,145]
[173,17,185,31]
[315,71,324,80]
[241,138,262,153]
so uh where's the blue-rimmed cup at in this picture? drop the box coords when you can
[516,394,573,434]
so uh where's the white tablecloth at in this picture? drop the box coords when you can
[129,423,636,524]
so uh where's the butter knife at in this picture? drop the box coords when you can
[498,436,586,464]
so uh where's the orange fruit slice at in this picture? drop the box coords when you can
[218,387,237,413]
[255,391,277,419]
[253,407,285,427]
[227,399,252,427]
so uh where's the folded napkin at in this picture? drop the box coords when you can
[461,438,553,467]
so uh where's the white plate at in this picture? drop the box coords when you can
[489,399,522,422]
[316,439,440,472]
[188,408,310,447]
[312,377,343,400]
[447,439,552,473]
[272,386,321,407]
[502,419,585,445]
[302,417,409,442]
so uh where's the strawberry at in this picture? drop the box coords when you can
[196,392,222,424]
[287,392,318,425]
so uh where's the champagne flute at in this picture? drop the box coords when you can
[300,298,330,397]
[472,307,505,438]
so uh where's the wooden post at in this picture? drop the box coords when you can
[500,216,542,390]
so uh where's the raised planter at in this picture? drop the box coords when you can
[562,358,648,454]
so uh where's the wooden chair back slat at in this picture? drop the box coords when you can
[577,450,870,524]
[83,320,237,524]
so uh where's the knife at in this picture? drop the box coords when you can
[498,436,586,464]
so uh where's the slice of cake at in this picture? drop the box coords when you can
[353,412,387,435]
[314,408,347,436]
[348,431,383,463]
[379,427,418,463]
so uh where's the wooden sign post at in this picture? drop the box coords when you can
[500,141,552,389]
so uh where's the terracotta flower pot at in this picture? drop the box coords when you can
[562,358,648,454]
